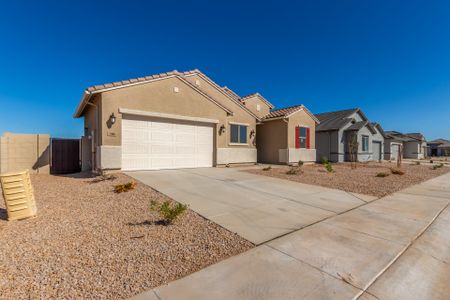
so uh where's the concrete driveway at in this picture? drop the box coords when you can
[127,168,375,244]
[131,172,450,300]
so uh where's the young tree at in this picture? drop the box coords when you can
[348,134,359,169]
[396,144,403,168]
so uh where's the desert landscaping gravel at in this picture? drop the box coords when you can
[0,173,253,299]
[248,162,450,197]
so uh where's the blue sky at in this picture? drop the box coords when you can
[1,0,449,139]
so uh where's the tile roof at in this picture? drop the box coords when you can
[262,105,305,119]
[345,121,368,131]
[428,138,450,144]
[315,108,359,131]
[385,131,426,142]
[86,70,181,92]
[241,93,274,108]
[222,86,241,101]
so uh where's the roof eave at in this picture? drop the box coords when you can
[73,90,93,118]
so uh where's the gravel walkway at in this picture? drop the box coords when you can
[247,162,450,197]
[0,173,253,299]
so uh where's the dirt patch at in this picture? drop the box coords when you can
[247,162,450,197]
[0,173,253,299]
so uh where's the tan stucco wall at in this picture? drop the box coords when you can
[98,76,257,150]
[0,133,50,174]
[242,95,271,119]
[287,109,316,149]
[256,119,287,163]
[183,74,258,138]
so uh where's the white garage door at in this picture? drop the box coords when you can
[122,117,214,171]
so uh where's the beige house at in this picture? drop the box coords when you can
[257,105,319,164]
[74,69,317,171]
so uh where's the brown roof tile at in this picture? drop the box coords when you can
[263,105,304,119]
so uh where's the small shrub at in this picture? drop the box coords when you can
[92,173,117,183]
[390,168,405,175]
[262,166,272,171]
[286,166,302,175]
[114,181,137,193]
[412,161,420,165]
[321,157,329,165]
[150,200,187,225]
[376,172,390,178]
[430,160,434,164]
[432,163,444,170]
[298,160,304,167]
[325,162,334,173]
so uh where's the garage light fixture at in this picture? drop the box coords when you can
[219,124,226,135]
[109,113,116,125]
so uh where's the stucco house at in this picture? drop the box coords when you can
[427,139,450,157]
[384,131,427,160]
[314,108,385,162]
[73,69,318,171]
[256,105,319,165]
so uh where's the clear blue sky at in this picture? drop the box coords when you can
[1,0,449,139]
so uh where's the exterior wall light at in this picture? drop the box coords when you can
[219,124,226,135]
[250,129,255,139]
[109,113,116,125]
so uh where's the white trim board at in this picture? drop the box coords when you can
[119,108,220,124]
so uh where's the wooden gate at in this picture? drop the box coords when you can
[50,139,81,174]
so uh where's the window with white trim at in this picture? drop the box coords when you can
[362,135,369,152]
[299,127,307,148]
[230,124,247,144]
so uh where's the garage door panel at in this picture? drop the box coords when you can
[122,117,213,170]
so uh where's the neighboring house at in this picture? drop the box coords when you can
[314,108,385,162]
[256,105,319,164]
[384,131,427,159]
[427,138,450,157]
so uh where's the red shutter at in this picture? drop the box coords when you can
[295,127,300,148]
[306,127,310,149]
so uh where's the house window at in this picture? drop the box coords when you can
[230,124,247,144]
[296,127,310,149]
[362,135,369,152]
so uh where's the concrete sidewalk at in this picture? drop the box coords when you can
[128,168,375,244]
[131,172,450,300]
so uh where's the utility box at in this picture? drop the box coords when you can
[0,170,37,221]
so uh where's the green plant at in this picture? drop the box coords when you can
[325,162,333,173]
[390,168,405,175]
[150,200,187,225]
[432,163,444,170]
[321,157,329,165]
[262,166,272,171]
[286,166,302,175]
[298,160,304,167]
[376,172,390,178]
[114,181,137,193]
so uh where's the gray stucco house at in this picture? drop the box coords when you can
[384,131,427,160]
[315,108,385,162]
[427,138,450,157]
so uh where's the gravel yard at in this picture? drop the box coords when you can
[247,162,450,197]
[0,173,253,299]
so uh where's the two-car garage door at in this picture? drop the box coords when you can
[122,116,214,171]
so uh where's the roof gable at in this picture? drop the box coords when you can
[182,70,261,120]
[241,93,274,109]
[262,105,319,123]
[73,70,234,118]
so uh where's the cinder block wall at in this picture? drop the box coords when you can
[0,133,50,174]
